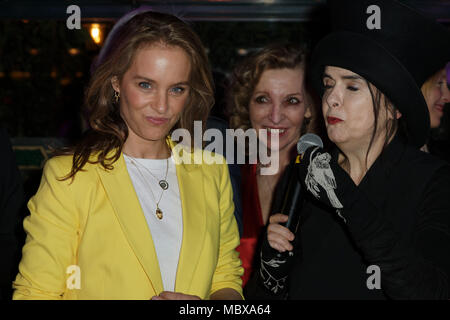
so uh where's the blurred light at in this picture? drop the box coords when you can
[0,72,5,78]
[10,71,31,79]
[50,70,57,78]
[60,78,72,86]
[68,48,80,56]
[22,19,29,23]
[90,24,102,45]
[75,72,83,78]
[237,48,249,56]
[29,48,39,55]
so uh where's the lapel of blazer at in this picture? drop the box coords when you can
[169,139,207,294]
[96,151,164,295]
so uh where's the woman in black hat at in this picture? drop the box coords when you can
[246,0,450,299]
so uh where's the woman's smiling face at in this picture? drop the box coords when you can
[249,67,310,152]
[112,43,191,146]
[423,68,450,128]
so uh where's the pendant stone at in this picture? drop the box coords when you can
[159,180,169,190]
[156,208,163,220]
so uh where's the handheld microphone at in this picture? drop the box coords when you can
[258,134,324,295]
[282,133,323,232]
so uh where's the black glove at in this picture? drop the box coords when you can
[257,228,300,297]
[297,146,360,221]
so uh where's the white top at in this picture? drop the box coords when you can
[123,154,183,292]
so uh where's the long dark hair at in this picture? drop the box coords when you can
[340,80,405,170]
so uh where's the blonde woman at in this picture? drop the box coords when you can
[228,44,315,287]
[13,10,242,300]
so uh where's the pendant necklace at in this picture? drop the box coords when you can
[125,154,169,220]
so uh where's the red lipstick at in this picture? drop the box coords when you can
[435,104,444,113]
[327,116,343,125]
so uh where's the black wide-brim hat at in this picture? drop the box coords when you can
[311,30,430,147]
[311,0,450,147]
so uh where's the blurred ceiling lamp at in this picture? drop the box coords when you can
[10,71,31,79]
[237,48,249,56]
[60,77,72,86]
[68,48,80,56]
[90,23,103,45]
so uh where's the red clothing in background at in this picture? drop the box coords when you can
[236,164,265,287]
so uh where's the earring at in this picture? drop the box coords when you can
[114,91,120,103]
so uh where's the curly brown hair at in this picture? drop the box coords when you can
[228,43,317,135]
[58,11,214,180]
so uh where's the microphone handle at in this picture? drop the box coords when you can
[258,159,306,294]
[281,161,304,233]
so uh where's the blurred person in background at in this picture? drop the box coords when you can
[421,65,450,154]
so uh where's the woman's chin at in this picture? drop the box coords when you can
[430,115,442,129]
[138,131,169,143]
[264,141,294,153]
[327,133,347,146]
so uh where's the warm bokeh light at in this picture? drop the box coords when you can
[68,48,80,56]
[10,71,31,79]
[237,48,249,56]
[90,23,102,44]
[60,77,72,86]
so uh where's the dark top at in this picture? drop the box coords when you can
[247,135,450,299]
[0,128,24,300]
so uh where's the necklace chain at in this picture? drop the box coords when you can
[124,154,170,220]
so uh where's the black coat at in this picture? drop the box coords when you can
[0,128,24,300]
[247,135,450,299]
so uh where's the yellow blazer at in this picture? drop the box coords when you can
[13,139,243,299]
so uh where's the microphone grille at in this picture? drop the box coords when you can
[297,133,323,154]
